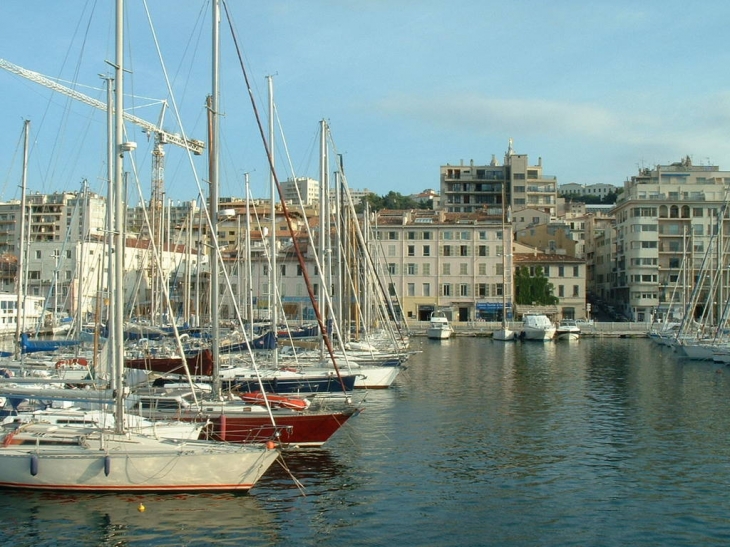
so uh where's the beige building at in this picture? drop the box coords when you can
[370,209,512,323]
[513,243,588,321]
[440,140,558,218]
[610,157,730,322]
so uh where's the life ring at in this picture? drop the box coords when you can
[55,357,89,369]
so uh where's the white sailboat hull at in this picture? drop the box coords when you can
[353,365,401,389]
[492,327,515,341]
[0,424,279,492]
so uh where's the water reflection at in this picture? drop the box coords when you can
[5,338,730,546]
[0,490,276,546]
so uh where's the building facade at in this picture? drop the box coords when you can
[609,157,730,322]
[440,140,558,219]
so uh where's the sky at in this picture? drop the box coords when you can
[2,1,730,206]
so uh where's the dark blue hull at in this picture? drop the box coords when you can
[230,373,357,394]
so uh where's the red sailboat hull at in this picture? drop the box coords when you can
[201,407,358,447]
[125,349,214,377]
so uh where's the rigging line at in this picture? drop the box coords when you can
[256,118,355,371]
[0,122,27,201]
[222,0,349,393]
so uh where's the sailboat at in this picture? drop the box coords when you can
[493,182,515,341]
[0,0,279,492]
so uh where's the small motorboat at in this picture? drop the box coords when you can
[556,319,581,341]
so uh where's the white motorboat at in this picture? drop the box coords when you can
[556,319,581,341]
[426,311,454,340]
[520,314,556,341]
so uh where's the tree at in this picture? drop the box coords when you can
[514,266,559,305]
[355,191,432,213]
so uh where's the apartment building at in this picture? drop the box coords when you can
[559,182,618,199]
[440,140,558,218]
[370,209,512,323]
[609,157,730,322]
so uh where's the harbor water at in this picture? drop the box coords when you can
[2,336,730,546]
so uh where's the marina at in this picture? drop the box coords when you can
[1,337,730,546]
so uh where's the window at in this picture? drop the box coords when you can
[573,285,579,297]
[478,245,488,257]
[388,245,396,257]
[423,231,432,240]
[263,265,269,276]
[460,284,469,296]
[496,263,504,276]
[558,285,565,297]
[476,283,488,297]
[423,245,431,257]
[478,263,487,275]
[460,245,469,257]
[407,245,415,257]
[496,283,504,296]
[460,263,468,275]
[387,231,398,240]
[407,283,415,297]
[573,266,579,277]
[442,284,452,296]
[388,263,397,275]
[423,283,431,297]
[35,250,41,259]
[297,265,304,276]
[442,245,452,257]
[407,263,417,275]
[558,266,565,277]
[407,231,416,240]
[280,265,286,277]
[442,263,451,275]
[422,263,431,275]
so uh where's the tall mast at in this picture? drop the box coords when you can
[113,0,126,433]
[14,119,30,356]
[267,74,278,368]
[209,0,221,398]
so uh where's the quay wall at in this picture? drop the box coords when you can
[411,321,649,338]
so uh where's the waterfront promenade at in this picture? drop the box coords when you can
[409,320,649,338]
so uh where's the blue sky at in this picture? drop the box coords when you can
[2,1,730,205]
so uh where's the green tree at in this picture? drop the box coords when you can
[514,266,559,305]
[355,191,432,213]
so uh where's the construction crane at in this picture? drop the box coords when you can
[0,58,205,239]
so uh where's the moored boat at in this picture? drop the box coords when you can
[556,319,581,341]
[426,311,453,340]
[519,313,556,341]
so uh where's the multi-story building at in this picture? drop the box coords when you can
[559,182,617,199]
[610,157,730,322]
[440,140,558,218]
[0,189,107,255]
[368,209,513,323]
[512,243,587,321]
[280,177,320,206]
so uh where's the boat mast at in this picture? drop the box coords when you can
[209,0,221,399]
[267,74,278,369]
[245,173,254,340]
[501,182,508,328]
[14,119,29,357]
[113,0,126,433]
